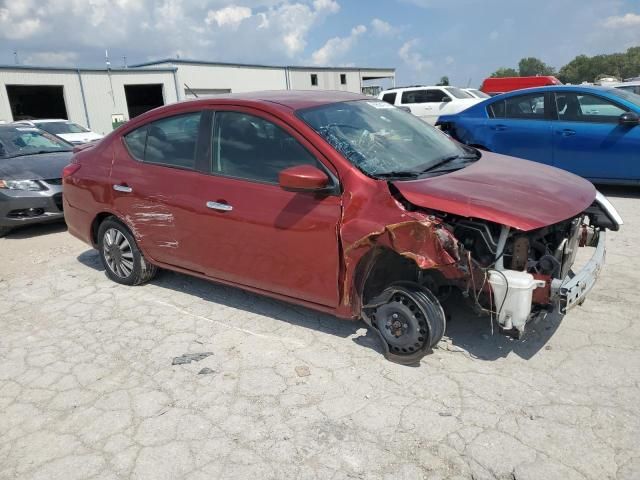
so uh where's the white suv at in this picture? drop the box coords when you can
[378,86,484,125]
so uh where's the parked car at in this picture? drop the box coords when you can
[610,80,640,96]
[14,119,103,145]
[436,85,640,184]
[378,86,483,124]
[480,76,562,96]
[0,124,73,236]
[463,88,491,99]
[63,91,621,364]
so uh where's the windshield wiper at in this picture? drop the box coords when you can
[374,170,422,179]
[421,152,479,174]
[10,149,71,157]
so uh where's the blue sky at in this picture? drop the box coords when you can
[1,0,639,88]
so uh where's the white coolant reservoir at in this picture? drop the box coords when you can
[488,270,546,332]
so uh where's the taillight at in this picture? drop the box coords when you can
[62,163,81,178]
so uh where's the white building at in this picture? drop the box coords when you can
[0,59,395,135]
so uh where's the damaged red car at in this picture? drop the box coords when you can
[63,91,622,364]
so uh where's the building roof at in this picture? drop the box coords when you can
[0,64,177,73]
[130,58,395,73]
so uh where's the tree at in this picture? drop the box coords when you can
[436,76,450,86]
[518,57,556,76]
[558,47,640,83]
[490,67,519,78]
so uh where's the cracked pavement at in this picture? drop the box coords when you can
[0,187,638,479]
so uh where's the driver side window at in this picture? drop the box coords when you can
[555,92,627,123]
[211,112,320,184]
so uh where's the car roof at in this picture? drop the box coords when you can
[28,119,69,123]
[381,85,446,92]
[489,85,619,97]
[175,90,369,111]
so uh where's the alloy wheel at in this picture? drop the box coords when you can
[103,228,134,278]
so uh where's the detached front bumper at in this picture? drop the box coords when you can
[556,230,606,314]
[554,191,622,314]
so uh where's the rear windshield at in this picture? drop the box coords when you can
[445,87,473,99]
[38,121,89,135]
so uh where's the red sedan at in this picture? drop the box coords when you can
[62,91,621,364]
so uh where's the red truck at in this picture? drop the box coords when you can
[480,76,562,95]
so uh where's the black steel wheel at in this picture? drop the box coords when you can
[97,217,157,286]
[363,283,446,365]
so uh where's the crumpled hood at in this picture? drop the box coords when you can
[0,151,73,181]
[393,151,596,231]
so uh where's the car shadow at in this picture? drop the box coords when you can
[76,249,382,352]
[441,291,561,361]
[2,221,67,239]
[76,249,558,363]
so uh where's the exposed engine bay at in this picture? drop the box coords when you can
[406,192,620,336]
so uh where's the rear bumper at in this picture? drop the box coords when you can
[0,187,64,228]
[557,231,606,314]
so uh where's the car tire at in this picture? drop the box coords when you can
[97,217,157,286]
[362,282,446,365]
[0,226,11,238]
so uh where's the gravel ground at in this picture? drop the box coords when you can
[0,187,638,480]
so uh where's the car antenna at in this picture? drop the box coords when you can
[184,84,198,98]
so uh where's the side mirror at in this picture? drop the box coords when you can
[441,96,452,103]
[279,165,330,192]
[619,112,639,126]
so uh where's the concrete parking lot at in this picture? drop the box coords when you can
[0,187,638,480]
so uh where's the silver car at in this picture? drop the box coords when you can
[0,125,73,236]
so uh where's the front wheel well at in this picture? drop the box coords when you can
[356,248,419,305]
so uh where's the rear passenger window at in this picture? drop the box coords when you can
[123,112,201,169]
[487,100,506,118]
[382,92,397,105]
[212,111,319,184]
[504,94,545,120]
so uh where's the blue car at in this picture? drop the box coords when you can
[436,85,640,184]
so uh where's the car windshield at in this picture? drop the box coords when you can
[298,100,471,178]
[445,87,473,99]
[609,88,640,108]
[0,127,73,158]
[37,121,90,135]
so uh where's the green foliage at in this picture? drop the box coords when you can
[436,75,450,86]
[518,57,556,76]
[558,47,640,84]
[490,67,519,78]
[488,47,640,85]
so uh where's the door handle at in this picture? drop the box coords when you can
[206,201,233,212]
[560,129,576,137]
[491,124,508,131]
[113,184,133,193]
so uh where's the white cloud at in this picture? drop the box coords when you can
[0,0,342,65]
[311,24,366,66]
[313,0,340,13]
[24,51,79,66]
[398,38,431,72]
[205,5,252,29]
[603,13,640,28]
[489,30,499,40]
[371,18,394,35]
[445,55,454,65]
